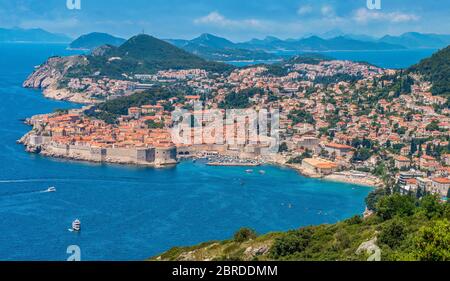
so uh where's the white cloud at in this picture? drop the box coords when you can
[321,5,335,17]
[353,8,420,23]
[297,5,313,16]
[194,12,263,29]
[194,12,227,26]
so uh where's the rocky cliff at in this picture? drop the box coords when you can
[23,55,95,103]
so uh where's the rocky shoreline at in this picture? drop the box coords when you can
[41,86,97,104]
[323,173,381,188]
[22,55,98,104]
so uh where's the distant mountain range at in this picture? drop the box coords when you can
[163,32,450,62]
[311,30,450,49]
[3,26,449,64]
[236,35,405,51]
[166,33,278,61]
[69,32,126,50]
[234,32,450,51]
[0,27,71,43]
[379,32,450,49]
[164,33,413,62]
[2,26,450,51]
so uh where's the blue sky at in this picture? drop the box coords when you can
[0,0,449,41]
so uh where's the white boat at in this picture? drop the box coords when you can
[71,219,81,232]
[245,169,254,173]
[259,170,266,175]
[46,187,56,192]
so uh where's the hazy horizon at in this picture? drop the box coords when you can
[2,27,450,43]
[0,0,449,41]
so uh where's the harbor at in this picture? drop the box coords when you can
[205,156,261,167]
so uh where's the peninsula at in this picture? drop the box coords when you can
[21,35,449,195]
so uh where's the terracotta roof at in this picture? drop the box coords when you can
[422,155,436,161]
[395,155,410,162]
[185,95,201,100]
[432,178,450,184]
[325,143,353,150]
[405,178,417,184]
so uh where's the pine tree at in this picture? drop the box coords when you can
[426,144,432,156]
[410,140,417,155]
[386,140,392,148]
[416,186,424,199]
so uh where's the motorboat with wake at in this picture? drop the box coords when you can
[69,219,81,232]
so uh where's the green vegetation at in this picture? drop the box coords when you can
[352,147,373,162]
[378,218,407,249]
[414,219,450,261]
[263,64,290,77]
[409,45,450,98]
[85,86,183,123]
[69,32,126,50]
[234,228,258,243]
[426,120,440,132]
[67,34,234,79]
[365,188,390,211]
[350,138,378,162]
[53,108,69,114]
[219,88,261,109]
[88,111,117,125]
[288,109,315,125]
[278,142,289,153]
[145,120,164,129]
[154,192,450,261]
[287,53,331,65]
[287,151,312,164]
[376,193,415,220]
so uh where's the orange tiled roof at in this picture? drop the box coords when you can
[325,143,353,150]
[395,155,410,162]
[432,178,450,184]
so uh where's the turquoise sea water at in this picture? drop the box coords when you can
[0,43,401,261]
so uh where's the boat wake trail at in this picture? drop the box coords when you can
[0,179,55,184]
[0,177,148,185]
[0,187,56,197]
